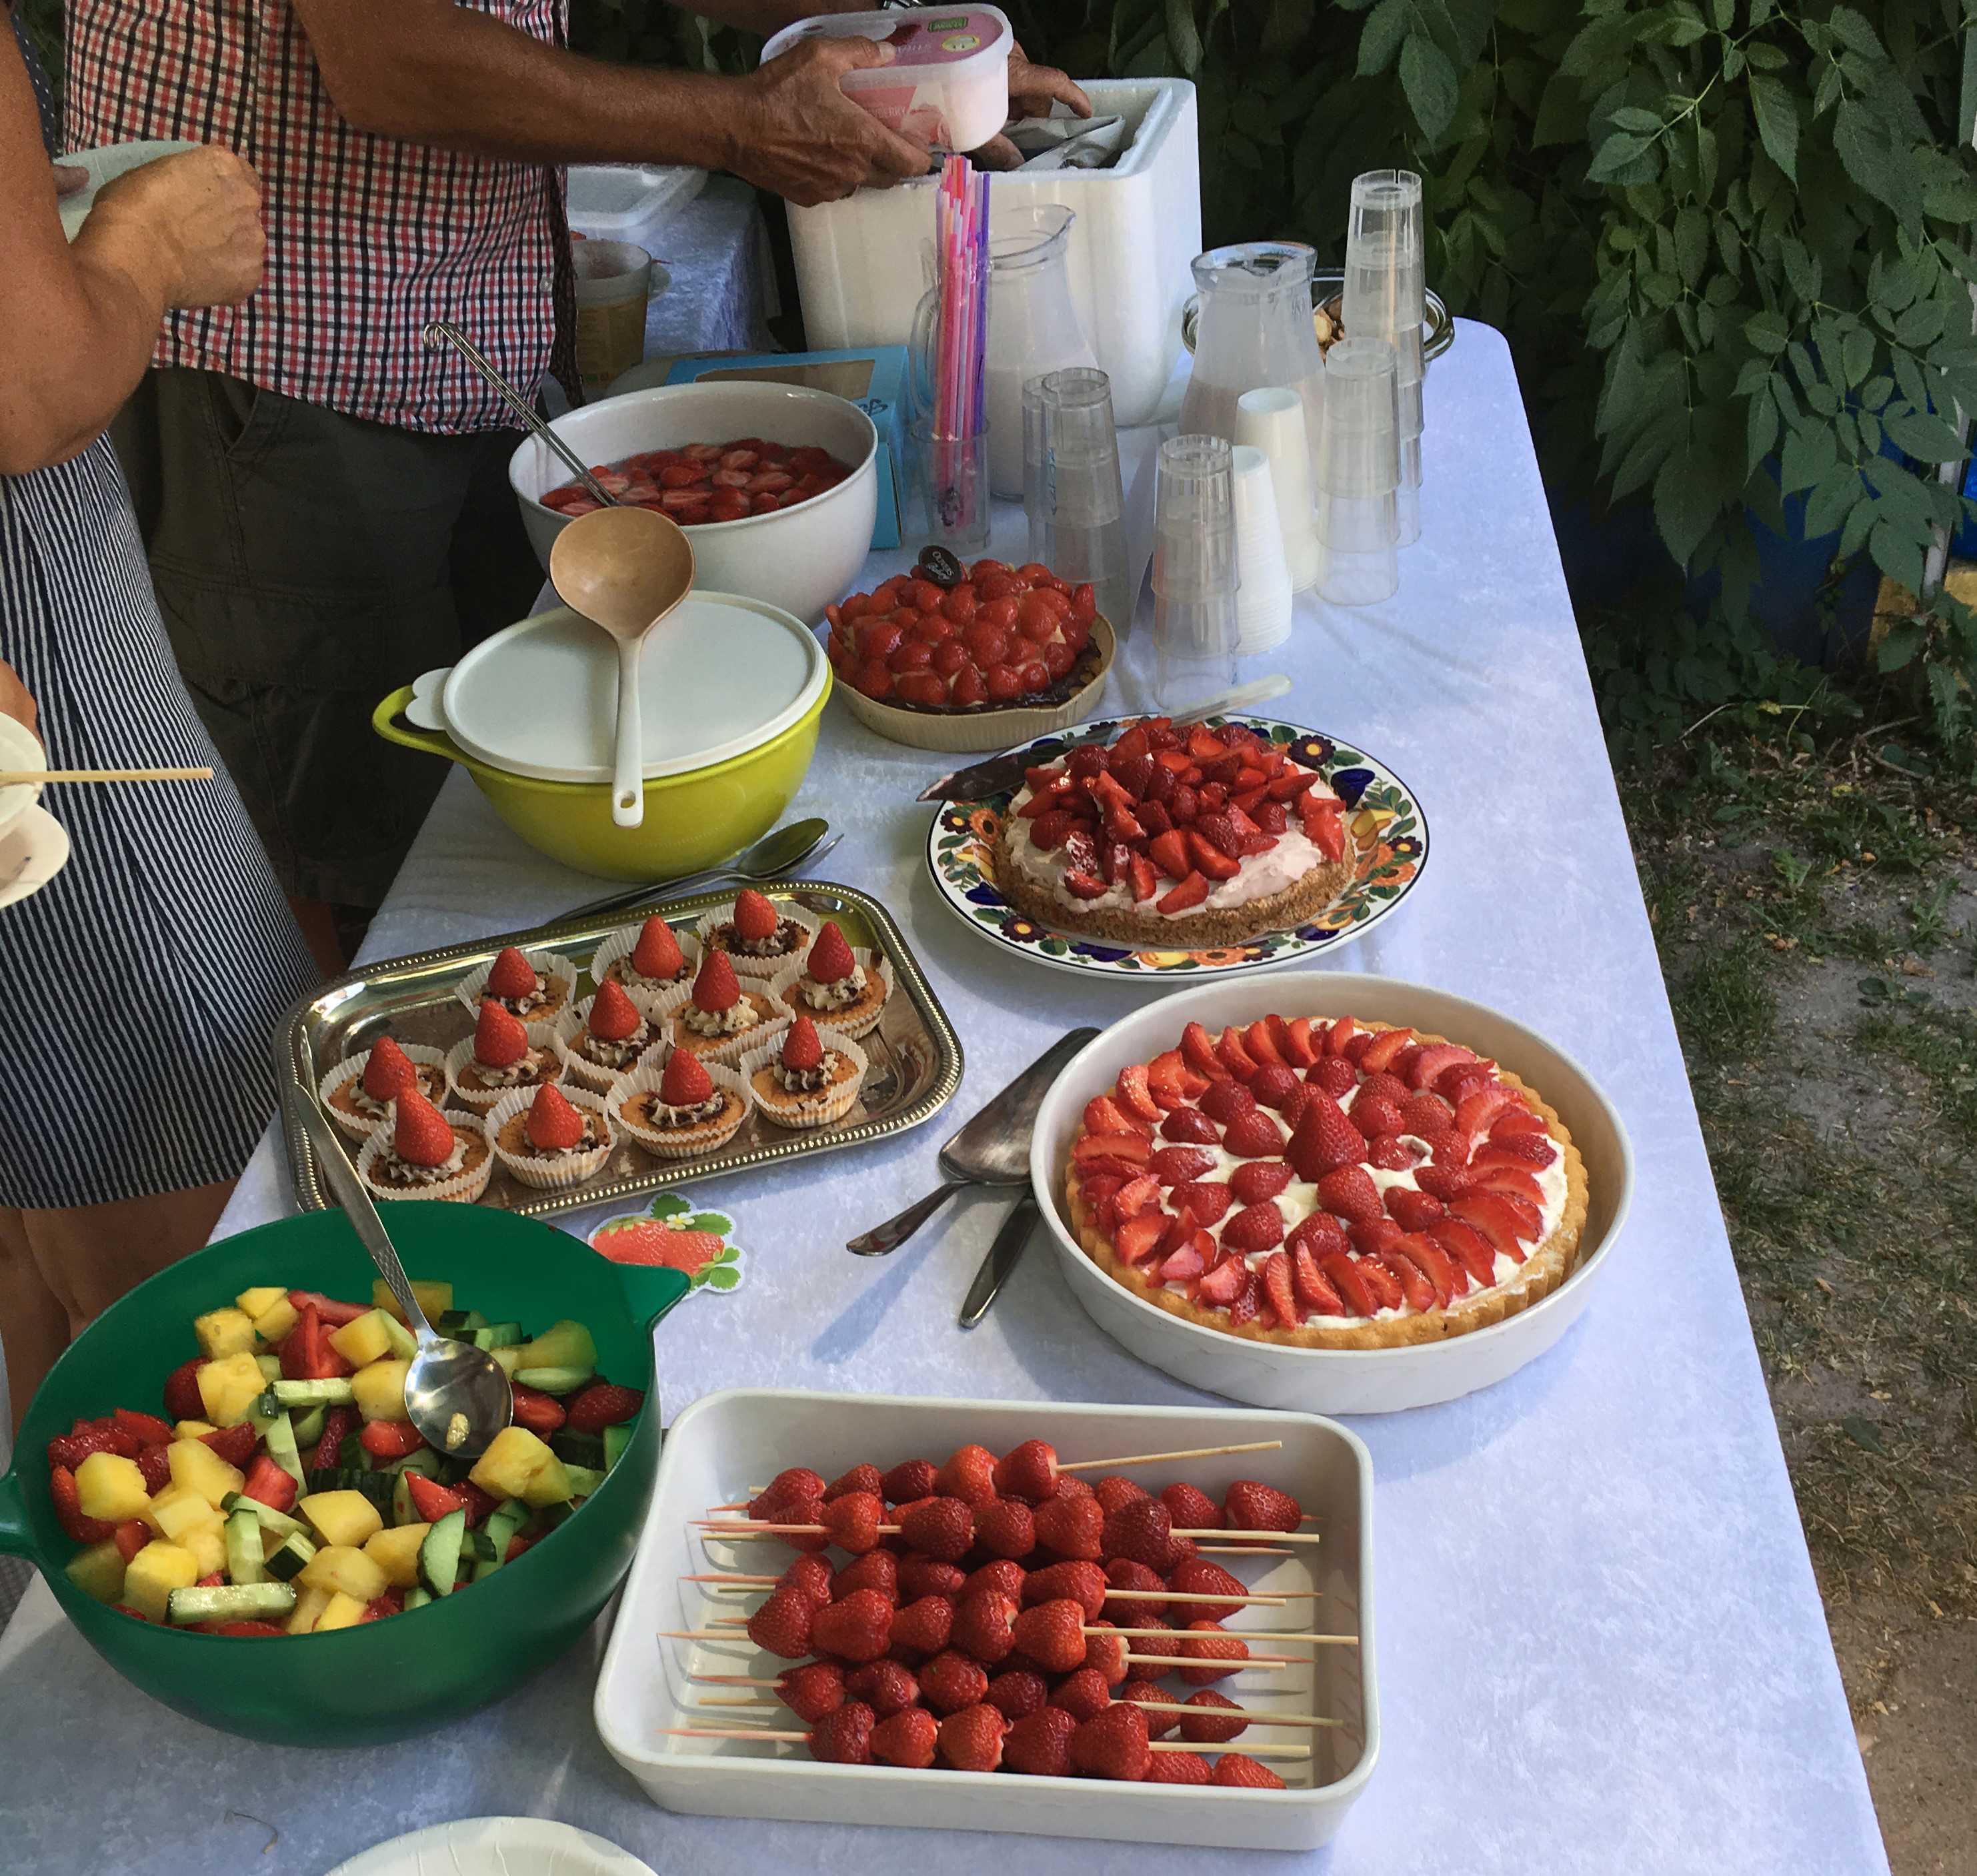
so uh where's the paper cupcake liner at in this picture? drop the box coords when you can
[767,948,895,1042]
[318,1044,451,1142]
[355,1108,494,1204]
[451,947,580,1022]
[647,976,783,1068]
[553,994,665,1093]
[738,1021,869,1130]
[587,919,700,1014]
[605,1056,752,1160]
[694,898,820,980]
[443,1023,565,1114]
[482,1082,617,1192]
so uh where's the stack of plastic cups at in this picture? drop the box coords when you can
[1229,445,1292,653]
[1234,387,1321,592]
[1150,435,1240,710]
[1342,169,1425,546]
[1034,367,1132,632]
[1022,374,1050,564]
[1313,337,1400,607]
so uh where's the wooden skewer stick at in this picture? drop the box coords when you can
[683,1571,1312,1609]
[656,1724,1312,1761]
[694,1519,1324,1547]
[0,766,213,784]
[1122,1651,1300,1671]
[699,1694,1344,1731]
[1054,1440,1285,1473]
[703,1615,1355,1646]
[1193,1544,1294,1557]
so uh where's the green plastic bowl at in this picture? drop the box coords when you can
[0,1204,689,1745]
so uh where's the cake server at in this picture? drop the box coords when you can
[915,673,1292,802]
[846,1027,1099,1256]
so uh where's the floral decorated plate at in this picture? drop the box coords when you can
[924,715,1428,979]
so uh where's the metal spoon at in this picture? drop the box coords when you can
[559,817,839,920]
[293,1096,513,1460]
[549,506,697,830]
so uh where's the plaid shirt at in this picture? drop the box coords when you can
[65,0,576,434]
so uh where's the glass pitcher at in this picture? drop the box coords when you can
[911,203,1098,500]
[1179,241,1326,468]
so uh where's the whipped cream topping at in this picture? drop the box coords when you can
[615,958,687,991]
[523,1112,604,1157]
[493,973,552,1018]
[774,1051,841,1093]
[799,964,867,1010]
[579,1019,651,1069]
[350,1065,433,1116]
[470,1046,546,1088]
[385,1134,469,1183]
[724,920,802,958]
[683,1000,759,1038]
[645,1092,727,1129]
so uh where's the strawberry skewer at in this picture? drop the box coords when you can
[655,1721,1313,1765]
[704,1613,1354,1645]
[687,1576,1311,1611]
[694,1517,1322,1547]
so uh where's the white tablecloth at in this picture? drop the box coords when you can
[0,323,1888,1875]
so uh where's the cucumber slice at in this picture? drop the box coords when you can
[434,1308,488,1334]
[167,1581,295,1627]
[374,1311,418,1362]
[262,1411,305,1490]
[561,1463,606,1501]
[474,1501,531,1581]
[221,1491,309,1541]
[336,1431,367,1471]
[289,1406,325,1449]
[471,1322,523,1350]
[511,1366,593,1394]
[390,1473,419,1529]
[465,1527,498,1563]
[225,1507,266,1585]
[602,1423,633,1472]
[550,1430,606,1469]
[262,1533,317,1583]
[417,1509,467,1598]
[401,1586,432,1611]
[393,1447,443,1481]
[269,1378,355,1409]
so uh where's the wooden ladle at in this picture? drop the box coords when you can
[548,506,696,828]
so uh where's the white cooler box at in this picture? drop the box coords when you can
[787,79,1199,429]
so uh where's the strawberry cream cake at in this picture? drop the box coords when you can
[993,720,1355,948]
[1064,1015,1590,1349]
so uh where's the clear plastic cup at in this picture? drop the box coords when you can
[1314,337,1400,502]
[1023,375,1050,562]
[1316,492,1398,606]
[910,417,992,560]
[1344,171,1425,383]
[1152,435,1239,708]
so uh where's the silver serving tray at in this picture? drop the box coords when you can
[275,880,963,1220]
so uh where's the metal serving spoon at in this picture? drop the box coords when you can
[559,817,839,921]
[294,1098,513,1460]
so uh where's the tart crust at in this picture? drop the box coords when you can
[749,1050,863,1128]
[1063,1024,1592,1350]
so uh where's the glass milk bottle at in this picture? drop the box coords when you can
[1180,241,1326,472]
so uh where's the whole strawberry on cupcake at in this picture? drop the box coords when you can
[445,998,563,1113]
[486,1078,615,1191]
[557,978,656,1090]
[771,919,891,1041]
[455,942,576,1023]
[697,888,816,978]
[659,948,779,1063]
[609,1043,750,1158]
[319,1033,449,1141]
[745,1013,867,1130]
[357,1084,492,1202]
[593,914,695,1008]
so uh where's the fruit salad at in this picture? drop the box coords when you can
[540,438,854,526]
[47,1284,645,1634]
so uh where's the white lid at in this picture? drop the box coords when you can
[761,7,1012,83]
[435,594,825,785]
[0,712,44,838]
[566,164,707,239]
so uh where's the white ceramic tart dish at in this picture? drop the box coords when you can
[1031,976,1633,1414]
[594,1388,1377,1853]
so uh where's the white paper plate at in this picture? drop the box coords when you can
[0,712,45,836]
[0,806,71,910]
[325,1817,655,1876]
[58,140,199,241]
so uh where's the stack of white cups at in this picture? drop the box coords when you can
[1342,169,1426,547]
[1229,446,1292,654]
[1234,387,1322,592]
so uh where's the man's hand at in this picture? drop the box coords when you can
[731,35,933,205]
[0,659,38,736]
[86,147,266,310]
[967,45,1093,172]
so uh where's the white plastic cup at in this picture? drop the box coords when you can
[1230,445,1291,654]
[1235,386,1320,592]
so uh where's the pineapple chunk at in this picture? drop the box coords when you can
[64,1539,128,1605]
[234,1286,289,1319]
[74,1451,151,1522]
[490,1344,527,1378]
[373,1278,453,1323]
[286,1584,333,1634]
[167,1438,244,1509]
[146,1484,220,1544]
[193,1306,258,1360]
[173,1419,217,1440]
[249,1296,299,1346]
[519,1452,574,1508]
[349,1357,411,1423]
[313,1590,368,1632]
[299,1543,389,1603]
[122,1541,198,1622]
[470,1425,555,1501]
[197,1350,269,1427]
[329,1309,396,1369]
[299,1489,384,1549]
[363,1522,431,1591]
[180,1521,227,1578]
[517,1318,597,1375]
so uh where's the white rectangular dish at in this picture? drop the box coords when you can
[1030,977,1634,1414]
[594,1389,1377,1852]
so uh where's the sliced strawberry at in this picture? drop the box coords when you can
[359,1419,427,1460]
[1477,1166,1546,1206]
[1078,1172,1125,1209]
[1317,1253,1378,1316]
[1186,832,1240,882]
[1242,1021,1285,1068]
[1376,1248,1436,1312]
[1298,795,1346,862]
[1128,855,1160,903]
[241,1455,298,1514]
[287,1290,370,1328]
[1159,1206,1204,1255]
[113,1408,173,1447]
[1430,1217,1500,1284]
[1225,1268,1262,1326]
[1384,1186,1446,1232]
[1064,870,1108,901]
[1324,1016,1359,1057]
[1075,1131,1153,1168]
[280,1303,350,1382]
[1290,1245,1346,1314]
[1157,872,1208,914]
[1259,1252,1301,1329]
[1196,1259,1250,1306]
[1266,766,1319,801]
[1392,1234,1458,1308]
[1115,1064,1161,1124]
[509,1383,567,1436]
[1181,1022,1231,1082]
[1146,1050,1198,1109]
[405,1473,469,1523]
[1287,1212,1351,1262]
[1473,1136,1559,1171]
[113,1521,151,1564]
[309,1407,357,1473]
[1114,1212,1168,1265]
[1216,1027,1260,1081]
[1355,1255,1404,1311]
[1358,1028,1414,1074]
[1406,1044,1475,1091]
[1491,1106,1550,1140]
[1278,1017,1319,1068]
[1150,1146,1216,1185]
[1158,1241,1208,1284]
[49,1466,115,1545]
[1082,1096,1146,1140]
[1112,1173,1162,1220]
[1454,1086,1522,1137]
[201,1423,257,1468]
[1453,1191,1542,1252]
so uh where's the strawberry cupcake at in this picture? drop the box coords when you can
[607,1046,751,1159]
[554,979,658,1092]
[589,914,696,1010]
[769,919,892,1042]
[654,950,779,1064]
[445,1000,563,1114]
[453,943,578,1024]
[696,888,817,980]
[356,1086,492,1203]
[319,1034,449,1142]
[485,1080,615,1192]
[741,1014,867,1130]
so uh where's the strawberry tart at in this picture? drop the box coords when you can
[444,999,563,1113]
[591,914,696,1007]
[319,1034,449,1141]
[697,889,816,979]
[555,979,657,1090]
[993,720,1356,948]
[607,1046,750,1158]
[1063,1016,1590,1349]
[356,1086,493,1204]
